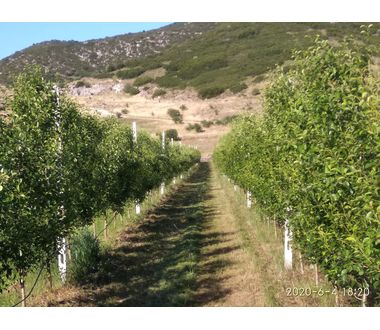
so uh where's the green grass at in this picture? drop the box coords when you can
[0,168,195,307]
[46,164,209,307]
[215,166,339,307]
[0,262,62,307]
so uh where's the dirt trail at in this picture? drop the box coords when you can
[39,162,266,307]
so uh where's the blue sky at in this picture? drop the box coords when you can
[0,22,171,60]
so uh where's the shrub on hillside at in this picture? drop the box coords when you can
[201,120,214,128]
[186,123,204,133]
[175,56,229,80]
[230,83,248,94]
[75,80,91,88]
[107,62,126,72]
[124,84,139,95]
[134,76,154,87]
[152,88,166,98]
[198,86,225,99]
[165,129,181,141]
[252,88,261,95]
[155,75,184,88]
[167,108,183,124]
[116,67,145,79]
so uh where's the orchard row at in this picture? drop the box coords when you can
[214,36,380,303]
[0,68,200,291]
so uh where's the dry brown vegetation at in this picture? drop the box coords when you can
[68,77,266,156]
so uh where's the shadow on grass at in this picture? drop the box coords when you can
[58,162,238,306]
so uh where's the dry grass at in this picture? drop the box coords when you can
[68,79,264,156]
[216,169,352,307]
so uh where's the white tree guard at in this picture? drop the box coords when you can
[173,177,176,184]
[170,138,174,146]
[58,237,67,282]
[246,191,252,208]
[53,86,68,283]
[135,202,141,215]
[162,131,166,150]
[180,174,183,179]
[234,185,237,191]
[160,182,165,195]
[284,219,293,270]
[362,292,368,307]
[132,121,137,144]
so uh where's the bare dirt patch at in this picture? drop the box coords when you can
[67,79,265,156]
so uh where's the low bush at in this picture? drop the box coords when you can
[155,75,185,88]
[107,62,126,72]
[201,120,214,128]
[176,56,229,80]
[167,108,183,124]
[134,76,154,87]
[116,67,145,79]
[152,88,166,98]
[165,129,181,141]
[186,123,204,133]
[198,86,225,99]
[124,84,139,95]
[75,80,91,88]
[252,88,261,95]
[230,83,248,94]
[180,104,188,111]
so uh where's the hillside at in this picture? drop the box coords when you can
[2,23,380,156]
[130,22,380,98]
[0,23,215,84]
[2,23,380,90]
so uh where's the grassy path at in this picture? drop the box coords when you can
[34,161,336,307]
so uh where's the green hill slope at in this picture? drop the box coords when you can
[2,22,379,98]
[0,23,216,84]
[128,23,380,98]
